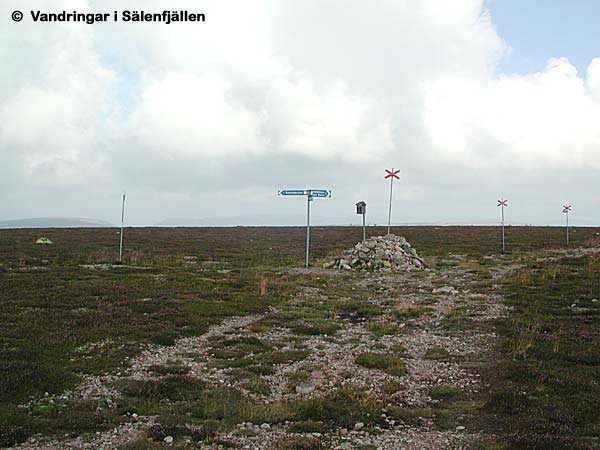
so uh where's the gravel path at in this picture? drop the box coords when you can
[9,254,510,450]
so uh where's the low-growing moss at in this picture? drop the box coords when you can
[122,438,163,450]
[424,347,451,361]
[387,406,436,426]
[381,381,403,395]
[242,377,272,396]
[288,420,327,433]
[429,385,461,400]
[442,307,473,331]
[117,376,207,402]
[148,364,190,376]
[355,352,407,376]
[365,321,403,337]
[275,436,326,450]
[335,300,381,321]
[394,306,434,321]
[291,319,341,336]
[257,349,310,365]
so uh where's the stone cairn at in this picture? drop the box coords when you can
[324,234,425,271]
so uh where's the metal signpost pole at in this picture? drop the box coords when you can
[356,201,367,243]
[497,199,507,253]
[384,169,400,235]
[362,211,366,243]
[119,192,126,262]
[306,193,312,268]
[388,170,393,235]
[502,204,505,253]
[566,210,569,246]
[279,189,330,268]
[563,205,572,246]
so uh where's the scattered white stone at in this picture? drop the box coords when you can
[433,286,459,295]
[324,235,424,272]
[295,381,316,395]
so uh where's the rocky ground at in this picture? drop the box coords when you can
[324,235,424,272]
[8,251,510,450]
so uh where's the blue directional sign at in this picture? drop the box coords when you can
[278,189,331,197]
[278,189,308,196]
[277,188,331,268]
[309,190,331,198]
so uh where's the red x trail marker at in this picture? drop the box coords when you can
[384,168,400,234]
[385,169,400,180]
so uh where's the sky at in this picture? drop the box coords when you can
[1,0,599,226]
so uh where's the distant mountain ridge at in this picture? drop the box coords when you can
[155,215,356,226]
[0,218,114,228]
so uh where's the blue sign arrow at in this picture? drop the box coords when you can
[279,189,331,197]
[278,189,308,196]
[309,189,331,198]
[277,188,331,268]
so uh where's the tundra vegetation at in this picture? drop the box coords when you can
[0,226,599,449]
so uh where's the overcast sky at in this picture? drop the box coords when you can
[1,0,599,226]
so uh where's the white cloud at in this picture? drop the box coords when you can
[0,0,115,187]
[587,57,600,98]
[423,57,600,169]
[1,0,599,223]
[126,71,266,157]
[262,78,393,161]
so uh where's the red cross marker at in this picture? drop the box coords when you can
[385,169,400,180]
[497,199,508,207]
[384,167,400,234]
[563,205,572,212]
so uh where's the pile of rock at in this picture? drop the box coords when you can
[324,234,424,272]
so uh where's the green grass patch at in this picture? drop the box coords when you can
[424,347,451,361]
[117,376,207,402]
[242,377,272,396]
[334,300,381,321]
[394,306,434,321]
[481,254,600,447]
[355,352,407,376]
[429,385,461,400]
[365,321,404,337]
[291,319,341,336]
[442,306,474,331]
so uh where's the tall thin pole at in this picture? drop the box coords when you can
[119,192,126,262]
[501,201,505,253]
[387,168,394,235]
[362,212,366,242]
[305,194,312,268]
[566,211,569,246]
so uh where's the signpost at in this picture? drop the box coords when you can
[119,192,126,262]
[278,189,332,267]
[356,201,367,242]
[497,198,508,253]
[563,204,572,246]
[384,168,400,235]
